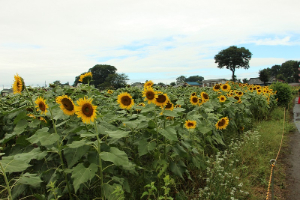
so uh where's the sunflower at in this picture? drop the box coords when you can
[35,97,49,115]
[218,95,226,103]
[190,96,199,105]
[233,95,241,103]
[79,72,92,82]
[213,84,221,92]
[201,92,209,102]
[184,120,197,129]
[136,102,145,112]
[143,87,157,104]
[198,98,204,106]
[154,93,169,107]
[164,101,174,111]
[27,114,36,119]
[175,104,181,108]
[166,116,174,120]
[215,117,229,130]
[221,84,231,92]
[236,91,243,97]
[39,117,47,123]
[117,92,134,110]
[75,97,97,124]
[56,95,75,115]
[191,92,197,96]
[12,74,25,94]
[144,80,154,88]
[107,90,113,94]
[256,89,262,95]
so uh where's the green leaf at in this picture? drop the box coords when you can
[163,110,178,117]
[71,163,98,193]
[138,139,148,157]
[170,161,186,179]
[103,183,122,200]
[67,140,88,148]
[141,104,156,113]
[0,119,29,144]
[10,148,47,163]
[18,173,43,188]
[106,130,130,139]
[0,158,31,173]
[159,127,178,141]
[100,147,130,166]
[64,145,90,168]
[14,111,27,124]
[27,128,60,146]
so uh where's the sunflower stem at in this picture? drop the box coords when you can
[49,108,73,200]
[94,121,104,200]
[0,163,12,200]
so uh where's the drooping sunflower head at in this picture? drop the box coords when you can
[154,93,169,107]
[221,84,231,92]
[107,90,113,94]
[12,74,25,94]
[233,95,241,103]
[35,97,49,115]
[184,120,197,129]
[75,97,97,124]
[190,96,199,105]
[219,95,226,103]
[56,95,75,115]
[164,101,174,111]
[213,84,221,92]
[144,80,154,88]
[215,117,229,130]
[117,92,134,110]
[201,92,209,102]
[79,72,93,83]
[143,87,157,104]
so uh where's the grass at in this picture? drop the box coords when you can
[195,105,294,200]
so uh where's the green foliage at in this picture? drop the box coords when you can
[214,46,252,81]
[259,68,270,85]
[270,82,293,107]
[0,80,278,199]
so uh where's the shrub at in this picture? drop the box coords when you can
[270,82,293,108]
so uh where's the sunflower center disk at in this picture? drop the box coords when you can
[121,96,131,106]
[62,98,74,111]
[218,119,225,126]
[192,97,198,103]
[146,92,154,100]
[82,103,93,117]
[39,103,46,111]
[156,95,166,103]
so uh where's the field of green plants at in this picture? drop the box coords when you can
[0,74,279,200]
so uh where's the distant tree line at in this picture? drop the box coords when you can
[173,75,204,85]
[259,60,300,84]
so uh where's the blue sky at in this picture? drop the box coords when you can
[1,0,299,89]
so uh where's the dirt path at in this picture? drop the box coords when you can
[285,98,300,199]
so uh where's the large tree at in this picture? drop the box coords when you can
[176,75,186,85]
[89,64,117,87]
[98,73,129,89]
[259,68,270,85]
[214,46,252,82]
[185,75,204,83]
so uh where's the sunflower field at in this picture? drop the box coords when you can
[0,75,278,200]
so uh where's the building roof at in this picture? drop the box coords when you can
[248,77,276,85]
[185,82,201,86]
